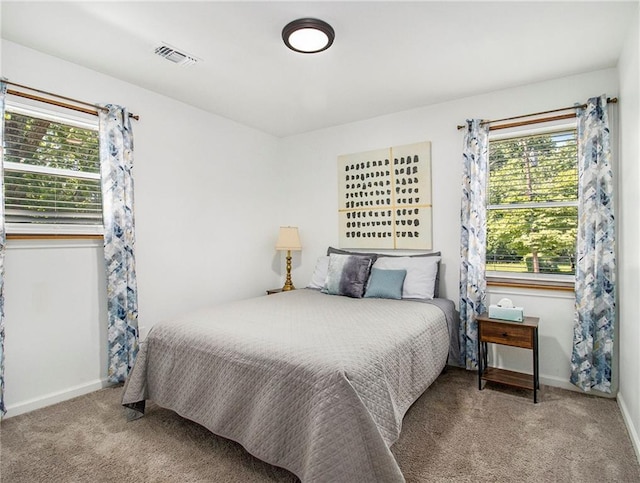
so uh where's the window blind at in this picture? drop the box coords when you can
[3,106,102,229]
[486,128,578,275]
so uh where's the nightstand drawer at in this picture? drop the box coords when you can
[479,321,533,349]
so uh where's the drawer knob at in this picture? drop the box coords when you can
[502,332,508,337]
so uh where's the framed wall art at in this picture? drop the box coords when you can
[338,141,432,250]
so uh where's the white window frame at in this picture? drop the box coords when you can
[486,121,578,286]
[4,100,103,236]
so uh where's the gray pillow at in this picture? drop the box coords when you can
[364,268,407,300]
[327,247,441,298]
[322,254,372,298]
[327,247,378,265]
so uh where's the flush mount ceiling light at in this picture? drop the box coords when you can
[282,18,335,54]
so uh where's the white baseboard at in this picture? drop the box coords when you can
[618,392,640,465]
[3,378,114,419]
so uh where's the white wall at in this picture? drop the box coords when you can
[1,40,282,416]
[617,6,640,461]
[279,68,619,393]
[3,239,108,414]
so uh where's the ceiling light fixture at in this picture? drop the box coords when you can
[282,18,335,54]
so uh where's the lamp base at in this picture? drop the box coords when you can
[282,250,295,291]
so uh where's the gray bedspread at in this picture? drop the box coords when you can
[122,289,457,482]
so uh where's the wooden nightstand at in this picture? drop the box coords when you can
[266,288,283,295]
[476,312,540,403]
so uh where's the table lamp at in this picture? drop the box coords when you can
[275,226,302,291]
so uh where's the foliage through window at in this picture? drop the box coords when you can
[486,127,577,277]
[3,104,102,234]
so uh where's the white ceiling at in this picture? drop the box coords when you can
[1,1,637,137]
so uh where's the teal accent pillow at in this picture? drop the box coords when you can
[364,268,407,300]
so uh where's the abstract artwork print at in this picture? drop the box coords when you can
[338,141,432,250]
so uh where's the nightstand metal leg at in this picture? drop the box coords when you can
[483,341,488,369]
[533,328,539,403]
[477,333,483,390]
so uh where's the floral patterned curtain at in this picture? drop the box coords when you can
[0,81,7,415]
[99,105,139,383]
[459,119,489,370]
[570,95,616,393]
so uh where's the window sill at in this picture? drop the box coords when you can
[5,223,104,239]
[6,233,103,240]
[487,276,574,292]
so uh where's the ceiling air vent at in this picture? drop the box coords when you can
[154,43,200,66]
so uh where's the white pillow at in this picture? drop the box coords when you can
[308,256,330,289]
[372,256,441,299]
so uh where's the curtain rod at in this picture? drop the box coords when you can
[456,97,618,131]
[3,80,140,121]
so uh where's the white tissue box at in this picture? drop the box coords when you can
[488,305,524,322]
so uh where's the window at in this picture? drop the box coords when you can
[3,103,102,235]
[486,125,578,281]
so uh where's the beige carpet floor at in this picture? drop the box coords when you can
[2,367,639,482]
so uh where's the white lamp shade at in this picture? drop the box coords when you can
[275,226,302,251]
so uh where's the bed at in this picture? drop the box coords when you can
[122,251,459,482]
